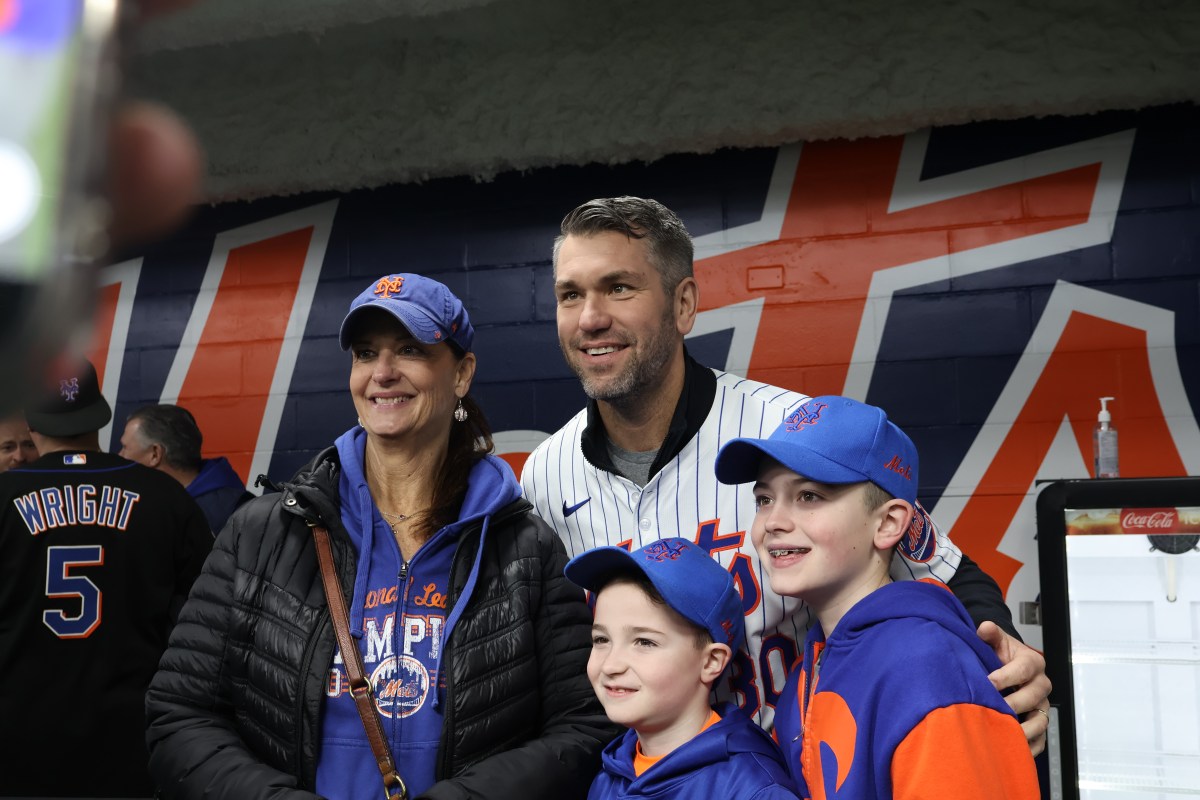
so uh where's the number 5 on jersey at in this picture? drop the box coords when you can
[44,545,104,639]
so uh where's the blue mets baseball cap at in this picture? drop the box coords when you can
[339,273,474,353]
[714,395,919,505]
[564,538,745,653]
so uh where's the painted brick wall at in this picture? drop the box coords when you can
[99,104,1200,646]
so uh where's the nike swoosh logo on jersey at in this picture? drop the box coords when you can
[563,498,591,517]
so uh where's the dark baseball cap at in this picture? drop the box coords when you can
[25,359,112,437]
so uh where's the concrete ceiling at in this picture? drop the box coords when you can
[133,0,1200,202]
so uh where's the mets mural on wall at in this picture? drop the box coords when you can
[89,105,1200,649]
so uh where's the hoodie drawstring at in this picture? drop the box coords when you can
[349,483,376,639]
[432,515,490,710]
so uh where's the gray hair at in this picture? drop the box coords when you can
[127,404,203,472]
[553,196,694,294]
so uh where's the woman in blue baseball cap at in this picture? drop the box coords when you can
[147,273,617,799]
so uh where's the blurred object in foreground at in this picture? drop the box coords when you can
[0,0,127,413]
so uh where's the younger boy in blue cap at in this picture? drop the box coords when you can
[565,538,800,800]
[715,396,1039,800]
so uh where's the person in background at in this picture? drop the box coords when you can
[120,403,253,533]
[0,413,37,471]
[146,273,617,800]
[566,537,800,800]
[714,396,1040,799]
[0,359,212,798]
[520,196,1052,746]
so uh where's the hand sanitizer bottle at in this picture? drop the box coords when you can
[1093,397,1119,478]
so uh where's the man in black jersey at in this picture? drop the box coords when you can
[0,359,213,798]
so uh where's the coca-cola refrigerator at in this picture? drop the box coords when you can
[1037,477,1200,800]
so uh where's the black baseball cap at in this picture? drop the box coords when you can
[25,359,112,437]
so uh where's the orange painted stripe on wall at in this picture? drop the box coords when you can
[951,312,1187,594]
[176,227,314,482]
[696,136,1101,397]
[87,282,122,387]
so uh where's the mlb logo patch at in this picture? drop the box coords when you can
[63,454,87,466]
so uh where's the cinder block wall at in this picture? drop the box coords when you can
[101,104,1200,644]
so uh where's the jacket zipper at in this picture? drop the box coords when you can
[296,613,332,784]
[395,559,412,754]
[435,527,480,780]
[799,642,824,779]
[291,509,326,785]
[283,495,345,789]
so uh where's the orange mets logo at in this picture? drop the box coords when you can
[374,275,405,298]
[809,691,857,799]
[785,401,827,432]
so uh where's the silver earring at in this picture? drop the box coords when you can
[453,400,467,422]
[357,417,364,428]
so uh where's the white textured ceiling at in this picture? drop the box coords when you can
[132,0,1200,202]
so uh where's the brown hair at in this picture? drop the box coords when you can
[862,481,895,513]
[554,196,694,296]
[409,391,493,540]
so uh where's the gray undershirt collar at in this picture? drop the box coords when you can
[605,440,657,488]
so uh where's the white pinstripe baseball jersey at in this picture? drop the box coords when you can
[521,368,963,729]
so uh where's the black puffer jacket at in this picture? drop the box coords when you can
[146,447,618,799]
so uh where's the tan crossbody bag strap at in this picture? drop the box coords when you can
[312,525,408,800]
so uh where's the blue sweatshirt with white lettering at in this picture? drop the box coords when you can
[314,426,521,800]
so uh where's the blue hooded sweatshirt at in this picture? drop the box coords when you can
[315,426,522,800]
[184,456,251,533]
[773,581,1038,800]
[588,703,801,800]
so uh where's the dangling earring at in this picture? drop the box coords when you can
[357,416,364,428]
[453,399,468,422]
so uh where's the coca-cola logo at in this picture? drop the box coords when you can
[1121,508,1178,532]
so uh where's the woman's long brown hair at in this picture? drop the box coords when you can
[409,389,494,541]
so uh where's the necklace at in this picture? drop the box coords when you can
[379,509,409,525]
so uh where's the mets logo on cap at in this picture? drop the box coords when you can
[59,378,80,402]
[785,400,827,432]
[374,275,405,298]
[642,539,687,562]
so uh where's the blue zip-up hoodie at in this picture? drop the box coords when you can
[184,456,251,533]
[315,426,522,800]
[588,703,801,800]
[774,581,1038,800]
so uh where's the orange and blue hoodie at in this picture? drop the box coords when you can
[314,425,522,799]
[773,581,1039,800]
[589,703,801,800]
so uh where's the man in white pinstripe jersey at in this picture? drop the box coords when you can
[520,196,1052,753]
